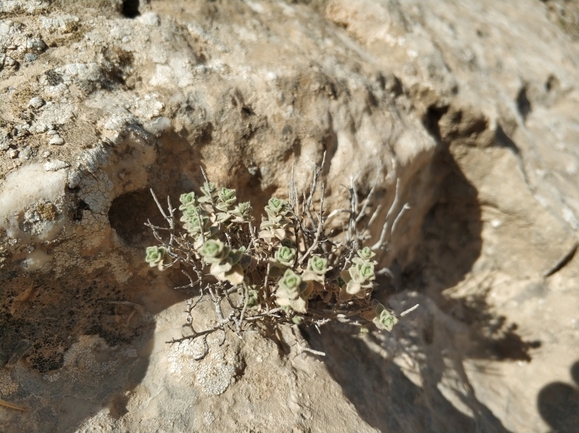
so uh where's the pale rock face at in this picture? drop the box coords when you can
[0,163,67,241]
[0,1,578,433]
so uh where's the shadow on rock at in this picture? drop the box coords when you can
[400,144,540,362]
[302,322,512,433]
[538,360,579,433]
[0,130,198,432]
[0,267,159,433]
[302,146,538,432]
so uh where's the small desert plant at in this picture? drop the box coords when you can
[145,160,415,357]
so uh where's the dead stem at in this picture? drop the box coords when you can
[0,398,27,412]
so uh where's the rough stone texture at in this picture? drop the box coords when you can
[1,1,578,432]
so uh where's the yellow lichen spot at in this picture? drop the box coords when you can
[36,202,58,221]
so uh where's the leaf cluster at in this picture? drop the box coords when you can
[145,164,410,355]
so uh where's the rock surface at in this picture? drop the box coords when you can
[1,1,578,432]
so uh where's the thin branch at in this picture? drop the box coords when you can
[375,267,394,278]
[356,162,382,224]
[247,218,258,249]
[389,204,410,244]
[237,283,250,336]
[296,345,326,357]
[166,195,175,230]
[325,208,350,222]
[305,152,325,209]
[399,304,419,317]
[298,183,326,265]
[174,269,202,290]
[0,399,27,412]
[290,161,299,214]
[144,221,171,231]
[350,174,359,214]
[371,178,402,250]
[169,328,212,344]
[150,188,168,220]
[304,199,316,231]
[263,261,272,307]
[363,203,383,234]
[303,151,326,230]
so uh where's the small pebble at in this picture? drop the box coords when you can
[8,149,19,158]
[28,96,45,109]
[19,146,32,159]
[26,38,47,53]
[49,135,64,145]
[24,53,37,63]
[33,123,48,133]
[137,12,160,26]
[44,159,70,171]
[46,129,58,136]
[14,123,30,136]
[42,150,51,158]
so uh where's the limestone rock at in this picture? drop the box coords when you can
[0,1,578,433]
